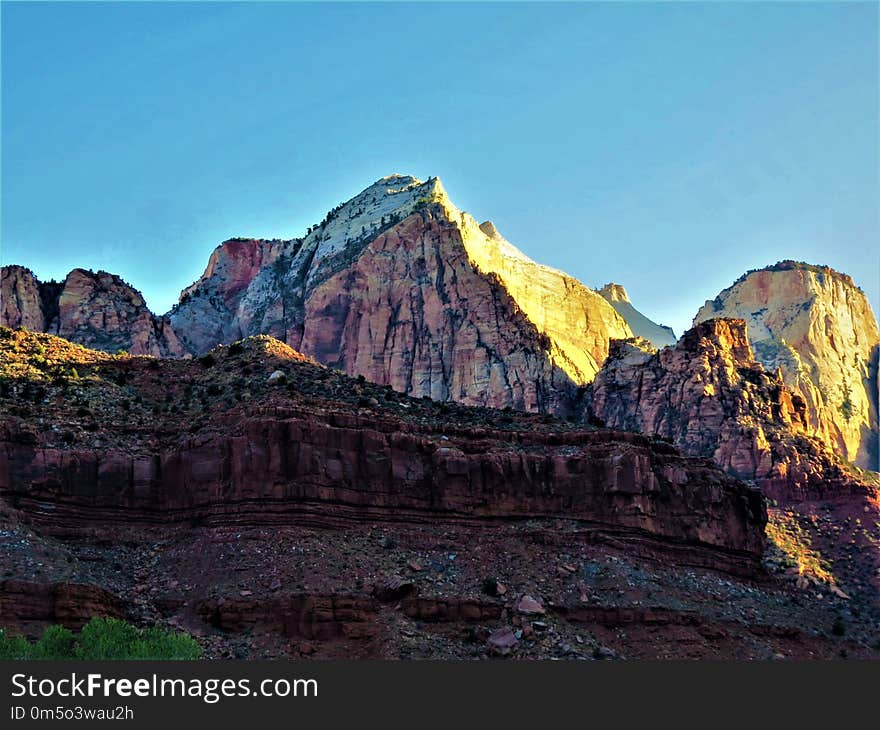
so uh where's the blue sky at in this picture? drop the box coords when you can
[2,2,877,337]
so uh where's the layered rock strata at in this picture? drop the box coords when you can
[0,329,766,574]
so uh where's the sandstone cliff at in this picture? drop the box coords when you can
[598,283,677,348]
[0,266,185,358]
[169,175,633,412]
[694,262,880,471]
[0,328,766,573]
[587,318,872,498]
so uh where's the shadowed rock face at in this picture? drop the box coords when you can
[169,238,286,352]
[694,261,880,471]
[297,210,580,412]
[1,266,185,358]
[587,318,871,498]
[0,415,766,573]
[169,176,632,412]
[0,328,766,575]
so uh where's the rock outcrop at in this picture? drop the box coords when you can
[169,175,633,412]
[694,262,880,471]
[587,318,869,497]
[598,283,677,348]
[0,580,125,632]
[1,266,185,358]
[0,328,766,574]
[1,266,49,331]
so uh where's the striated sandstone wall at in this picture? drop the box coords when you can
[0,406,767,574]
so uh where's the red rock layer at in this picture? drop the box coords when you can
[297,210,579,412]
[0,405,766,575]
[0,579,125,633]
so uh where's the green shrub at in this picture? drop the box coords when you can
[76,617,141,660]
[0,618,201,660]
[0,630,31,659]
[32,625,76,659]
[129,627,201,660]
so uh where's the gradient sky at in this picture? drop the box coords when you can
[2,2,878,337]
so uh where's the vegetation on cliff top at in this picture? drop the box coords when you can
[0,326,575,455]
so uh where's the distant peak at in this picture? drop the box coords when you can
[353,175,447,204]
[301,175,450,268]
[599,283,630,303]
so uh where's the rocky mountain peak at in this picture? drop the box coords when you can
[598,282,676,349]
[1,266,46,331]
[694,261,879,470]
[0,265,185,357]
[179,238,284,304]
[586,317,868,495]
[304,174,447,265]
[168,174,633,408]
[598,283,630,303]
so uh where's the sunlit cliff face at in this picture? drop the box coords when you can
[427,179,632,385]
[694,262,880,471]
[166,174,633,411]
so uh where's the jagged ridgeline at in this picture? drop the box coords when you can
[5,175,670,414]
[164,175,641,414]
[2,177,878,471]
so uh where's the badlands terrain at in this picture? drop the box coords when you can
[1,175,878,659]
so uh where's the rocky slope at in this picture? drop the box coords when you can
[169,175,633,412]
[598,283,676,348]
[0,327,764,572]
[694,262,880,471]
[3,328,878,660]
[0,265,185,358]
[585,317,880,615]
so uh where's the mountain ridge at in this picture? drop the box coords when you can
[2,177,877,472]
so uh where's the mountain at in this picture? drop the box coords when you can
[587,318,869,498]
[693,261,880,471]
[598,283,676,348]
[15,328,861,660]
[169,175,632,413]
[3,328,877,659]
[0,327,764,569]
[0,266,185,358]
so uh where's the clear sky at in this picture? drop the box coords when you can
[2,2,878,337]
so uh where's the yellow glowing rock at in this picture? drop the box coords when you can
[694,262,880,470]
[431,183,632,385]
